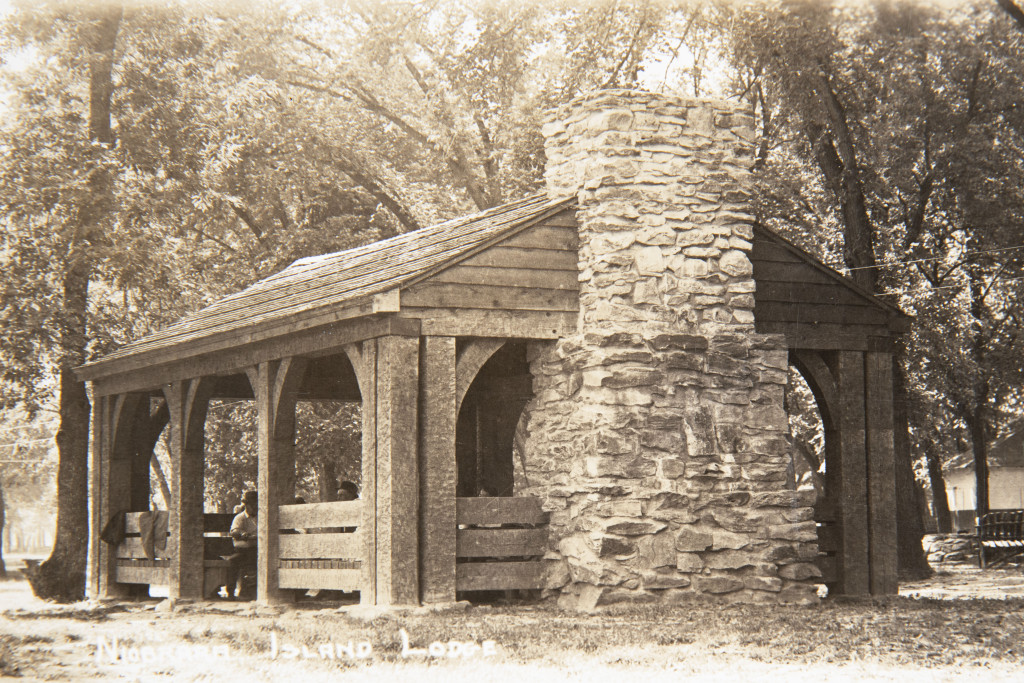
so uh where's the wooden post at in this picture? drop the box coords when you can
[373,334,420,605]
[865,348,898,594]
[419,336,457,603]
[834,351,870,595]
[247,357,307,605]
[345,342,377,606]
[163,379,213,600]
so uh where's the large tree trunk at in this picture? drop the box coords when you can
[27,5,121,602]
[893,358,931,579]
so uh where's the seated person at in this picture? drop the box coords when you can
[337,480,359,501]
[225,490,258,599]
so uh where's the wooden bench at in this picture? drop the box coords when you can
[113,512,237,597]
[977,510,1024,568]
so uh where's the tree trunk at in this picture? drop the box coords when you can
[923,438,953,534]
[969,407,990,521]
[317,458,337,503]
[892,357,931,579]
[27,5,121,603]
[0,483,7,577]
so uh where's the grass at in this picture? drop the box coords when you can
[0,575,1023,681]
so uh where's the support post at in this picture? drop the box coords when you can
[835,351,870,595]
[373,334,420,605]
[419,336,457,603]
[247,357,307,605]
[865,349,898,594]
[163,379,212,600]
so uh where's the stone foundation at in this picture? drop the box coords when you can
[518,90,820,606]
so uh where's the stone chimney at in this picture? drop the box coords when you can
[520,90,820,608]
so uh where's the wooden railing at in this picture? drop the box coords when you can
[113,512,235,595]
[277,500,362,591]
[455,496,549,592]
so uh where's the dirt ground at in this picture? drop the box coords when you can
[0,558,1022,682]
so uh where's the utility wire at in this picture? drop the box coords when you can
[876,274,1024,296]
[821,243,1024,273]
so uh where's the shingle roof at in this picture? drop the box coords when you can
[81,193,573,373]
[945,423,1024,471]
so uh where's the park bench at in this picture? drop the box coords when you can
[114,511,236,597]
[977,510,1024,568]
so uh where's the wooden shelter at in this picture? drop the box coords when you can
[79,191,908,604]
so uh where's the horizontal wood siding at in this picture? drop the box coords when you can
[279,501,361,529]
[751,234,892,341]
[456,562,545,591]
[275,501,364,592]
[454,496,549,592]
[402,215,579,324]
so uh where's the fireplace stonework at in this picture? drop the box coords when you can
[518,90,821,607]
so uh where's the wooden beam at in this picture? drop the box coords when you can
[248,357,308,605]
[87,317,420,396]
[357,339,377,606]
[162,378,214,600]
[374,334,421,605]
[865,350,898,595]
[410,308,575,340]
[834,351,870,595]
[419,336,457,603]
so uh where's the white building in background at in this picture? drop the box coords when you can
[944,423,1024,530]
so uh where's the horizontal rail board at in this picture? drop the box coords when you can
[115,564,168,585]
[457,497,549,526]
[429,265,579,291]
[756,301,889,326]
[279,501,362,529]
[502,225,579,251]
[456,561,545,591]
[456,528,548,558]
[410,308,576,339]
[462,246,578,271]
[123,513,171,535]
[278,532,363,560]
[278,568,361,591]
[403,282,578,313]
[116,537,170,560]
[279,559,360,570]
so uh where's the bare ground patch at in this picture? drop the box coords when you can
[0,571,1022,681]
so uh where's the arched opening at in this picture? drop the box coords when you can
[788,351,841,593]
[455,341,534,498]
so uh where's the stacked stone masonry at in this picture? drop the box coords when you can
[519,90,820,607]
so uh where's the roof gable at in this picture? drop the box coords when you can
[79,194,572,378]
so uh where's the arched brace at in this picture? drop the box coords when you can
[110,393,145,461]
[455,339,506,414]
[245,356,309,440]
[790,349,838,434]
[342,343,370,401]
[161,377,216,453]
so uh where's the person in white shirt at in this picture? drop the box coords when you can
[226,490,257,599]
